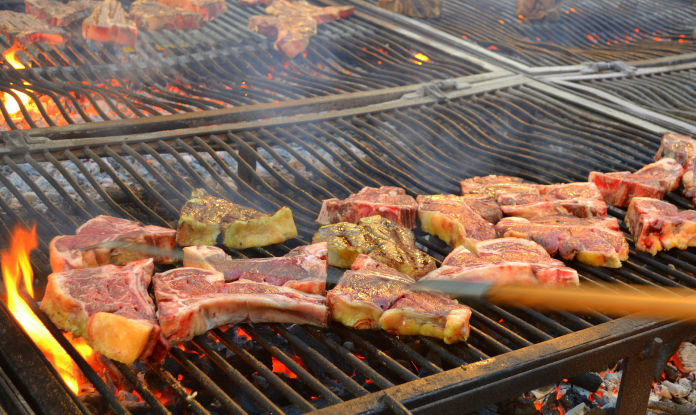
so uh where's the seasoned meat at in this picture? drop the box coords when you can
[459,194,503,224]
[0,11,68,45]
[25,0,98,27]
[49,215,176,273]
[183,242,327,294]
[155,0,227,21]
[515,0,562,20]
[460,175,527,199]
[417,194,496,249]
[421,238,579,286]
[249,14,316,58]
[377,0,441,18]
[495,215,628,268]
[317,186,418,228]
[265,0,354,24]
[655,133,696,205]
[626,197,696,255]
[129,0,203,30]
[177,189,297,249]
[589,158,683,207]
[499,182,607,219]
[40,259,166,364]
[313,215,436,278]
[154,268,328,343]
[82,0,138,46]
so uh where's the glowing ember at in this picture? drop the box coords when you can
[4,42,26,70]
[413,53,430,62]
[271,357,297,378]
[237,326,252,340]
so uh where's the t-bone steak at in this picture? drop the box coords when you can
[317,186,418,228]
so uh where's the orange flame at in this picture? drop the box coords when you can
[1,224,86,394]
[413,53,430,62]
[271,357,297,378]
[4,42,26,70]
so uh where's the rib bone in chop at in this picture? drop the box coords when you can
[626,197,696,255]
[317,186,418,228]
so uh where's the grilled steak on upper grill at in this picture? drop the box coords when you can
[0,11,68,45]
[589,158,683,207]
[82,0,139,46]
[498,182,607,219]
[495,215,629,268]
[25,0,98,27]
[317,186,418,228]
[129,0,203,30]
[625,197,696,255]
[313,215,437,278]
[49,215,176,272]
[417,194,496,249]
[459,194,503,224]
[155,0,227,21]
[249,15,316,58]
[421,238,579,286]
[460,175,526,198]
[655,133,696,205]
[182,242,327,295]
[177,189,298,249]
[154,268,328,343]
[265,0,355,24]
[40,259,166,364]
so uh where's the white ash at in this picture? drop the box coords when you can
[565,402,590,415]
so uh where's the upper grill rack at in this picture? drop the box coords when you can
[2,80,695,413]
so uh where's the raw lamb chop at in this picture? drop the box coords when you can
[417,194,496,249]
[589,158,683,207]
[40,259,165,364]
[154,267,328,343]
[421,238,579,286]
[177,189,297,249]
[625,197,696,255]
[313,215,436,278]
[317,186,418,228]
[248,15,316,59]
[498,182,607,219]
[82,0,138,46]
[182,242,327,295]
[495,215,629,268]
[129,0,203,30]
[49,215,176,273]
[155,0,227,21]
[0,11,68,45]
[655,133,696,204]
[25,0,98,27]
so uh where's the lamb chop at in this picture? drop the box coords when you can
[129,0,203,30]
[182,242,327,295]
[49,215,176,273]
[313,215,436,278]
[177,189,297,249]
[589,158,683,207]
[0,11,68,46]
[82,0,139,46]
[317,186,418,228]
[25,0,99,27]
[40,259,166,364]
[626,197,696,255]
[155,0,227,21]
[154,267,328,343]
[495,215,629,268]
[417,194,496,249]
[655,133,696,204]
[421,238,579,286]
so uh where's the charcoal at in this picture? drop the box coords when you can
[568,372,603,392]
[377,0,440,18]
[664,362,681,382]
[559,388,591,410]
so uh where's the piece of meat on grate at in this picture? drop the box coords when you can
[155,0,227,21]
[655,133,696,205]
[498,182,607,219]
[0,11,68,45]
[40,259,166,364]
[154,268,328,343]
[515,0,562,20]
[421,238,579,286]
[495,215,628,268]
[129,0,203,30]
[25,0,98,27]
[249,15,316,59]
[317,186,418,228]
[182,242,327,295]
[459,194,503,224]
[460,175,527,200]
[625,197,696,255]
[377,0,441,19]
[49,215,176,273]
[82,0,138,46]
[265,0,355,24]
[313,215,436,278]
[417,194,496,249]
[589,158,683,207]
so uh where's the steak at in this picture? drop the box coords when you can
[154,268,328,343]
[655,133,696,204]
[589,158,683,207]
[182,242,327,295]
[49,215,176,273]
[377,0,441,19]
[155,0,227,21]
[82,0,138,46]
[515,0,562,20]
[460,175,527,199]
[129,0,203,30]
[313,215,437,278]
[459,194,503,224]
[0,11,68,45]
[498,182,607,219]
[417,194,496,249]
[316,186,418,228]
[248,15,316,59]
[421,238,579,286]
[177,189,297,249]
[25,0,98,27]
[40,259,165,364]
[495,215,629,268]
[625,197,696,255]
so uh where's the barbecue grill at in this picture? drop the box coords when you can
[2,0,696,414]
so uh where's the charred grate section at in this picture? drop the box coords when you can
[0,0,489,131]
[1,82,696,413]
